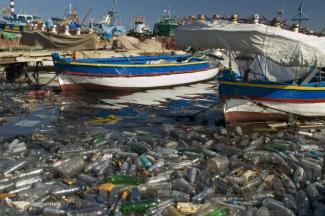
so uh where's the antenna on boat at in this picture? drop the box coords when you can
[292,1,309,31]
[276,5,284,19]
[168,0,171,17]
[112,0,117,12]
[9,0,14,15]
[69,3,72,15]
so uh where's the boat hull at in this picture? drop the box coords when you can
[219,80,325,122]
[58,67,220,91]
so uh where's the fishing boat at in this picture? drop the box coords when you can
[153,10,178,37]
[51,53,221,91]
[95,10,126,39]
[175,17,325,122]
[127,16,151,40]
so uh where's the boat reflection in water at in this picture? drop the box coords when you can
[59,80,221,126]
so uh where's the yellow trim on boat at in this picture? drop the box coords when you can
[220,80,325,91]
[53,60,208,68]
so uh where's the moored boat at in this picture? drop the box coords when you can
[219,74,325,122]
[153,10,178,37]
[51,53,221,91]
[175,15,325,122]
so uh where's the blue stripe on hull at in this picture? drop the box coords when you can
[219,82,325,100]
[55,62,209,75]
[52,53,210,76]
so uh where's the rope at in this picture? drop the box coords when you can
[241,95,299,116]
[24,63,58,89]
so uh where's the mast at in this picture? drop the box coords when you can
[292,1,309,31]
[113,0,117,13]
[10,0,14,15]
[168,0,171,17]
[69,3,72,15]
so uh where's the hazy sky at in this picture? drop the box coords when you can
[7,0,325,31]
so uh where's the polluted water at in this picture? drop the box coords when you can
[0,80,324,216]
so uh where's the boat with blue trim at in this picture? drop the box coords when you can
[219,70,325,121]
[51,53,221,91]
[176,15,325,122]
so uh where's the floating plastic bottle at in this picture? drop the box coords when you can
[106,175,140,185]
[120,200,156,214]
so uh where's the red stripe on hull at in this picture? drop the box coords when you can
[221,95,325,103]
[64,66,219,77]
[225,111,287,122]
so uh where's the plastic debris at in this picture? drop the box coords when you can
[0,90,324,216]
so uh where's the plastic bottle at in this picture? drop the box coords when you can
[3,159,29,176]
[283,194,297,213]
[306,183,320,201]
[120,200,156,214]
[296,190,310,216]
[55,156,85,178]
[187,167,198,184]
[172,178,196,195]
[207,156,229,174]
[192,186,215,203]
[106,175,140,185]
[138,182,173,192]
[67,207,107,216]
[157,190,190,202]
[138,154,152,169]
[262,198,295,216]
[205,207,229,216]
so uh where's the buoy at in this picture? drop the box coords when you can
[198,14,206,21]
[231,14,239,24]
[64,26,71,36]
[252,14,259,24]
[51,25,57,33]
[291,24,299,33]
[212,15,220,20]
[41,24,46,31]
[272,17,281,28]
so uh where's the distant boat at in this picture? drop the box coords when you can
[95,10,126,39]
[153,10,178,37]
[127,16,151,40]
[1,13,42,33]
[51,53,221,91]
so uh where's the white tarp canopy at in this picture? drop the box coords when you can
[175,21,325,67]
[248,55,315,82]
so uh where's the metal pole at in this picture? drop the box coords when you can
[10,0,14,15]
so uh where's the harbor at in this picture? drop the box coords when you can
[0,0,324,216]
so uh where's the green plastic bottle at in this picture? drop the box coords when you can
[120,200,157,214]
[130,143,147,154]
[94,133,105,144]
[106,175,140,185]
[263,143,289,152]
[205,208,229,216]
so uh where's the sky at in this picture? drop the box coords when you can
[6,0,325,31]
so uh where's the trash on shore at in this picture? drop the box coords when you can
[0,116,323,216]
